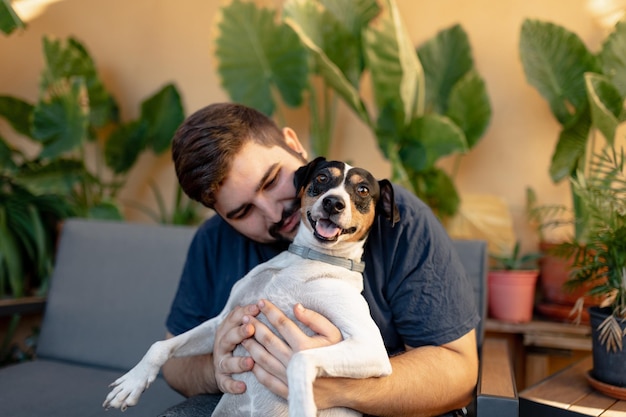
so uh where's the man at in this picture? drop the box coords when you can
[160,102,479,417]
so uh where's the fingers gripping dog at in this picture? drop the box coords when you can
[103,158,399,417]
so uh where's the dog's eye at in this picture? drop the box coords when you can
[357,185,369,197]
[315,174,328,183]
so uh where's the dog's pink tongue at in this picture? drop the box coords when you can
[316,219,341,239]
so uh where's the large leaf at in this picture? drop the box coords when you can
[40,36,118,128]
[0,206,24,297]
[32,79,89,159]
[16,158,86,195]
[284,0,362,87]
[417,24,473,114]
[215,0,308,116]
[104,120,149,174]
[585,72,622,144]
[550,114,590,183]
[600,21,626,97]
[400,114,467,170]
[519,19,600,126]
[413,167,460,218]
[285,3,369,124]
[0,0,24,35]
[319,0,380,40]
[446,70,491,149]
[87,200,123,220]
[140,83,184,154]
[362,1,423,126]
[0,95,34,137]
[0,138,16,173]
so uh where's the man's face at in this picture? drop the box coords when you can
[214,141,306,243]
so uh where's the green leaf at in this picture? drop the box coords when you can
[0,137,17,173]
[412,167,460,218]
[362,3,422,126]
[550,114,590,183]
[0,207,24,297]
[0,0,25,35]
[284,0,362,87]
[585,72,622,145]
[0,95,34,137]
[140,83,185,154]
[417,24,473,114]
[87,201,123,220]
[32,79,89,159]
[519,19,600,126]
[446,70,491,149]
[40,36,118,127]
[319,0,380,41]
[400,114,467,170]
[285,3,369,124]
[600,21,626,97]
[215,0,309,116]
[104,120,149,174]
[15,158,85,195]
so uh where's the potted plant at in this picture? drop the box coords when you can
[519,19,626,309]
[555,65,626,390]
[488,241,542,323]
[212,0,491,222]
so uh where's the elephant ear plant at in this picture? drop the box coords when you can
[213,0,491,220]
[0,35,187,299]
[519,19,626,241]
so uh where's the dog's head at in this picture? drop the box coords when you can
[293,157,400,246]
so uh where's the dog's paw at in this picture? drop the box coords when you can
[102,366,157,410]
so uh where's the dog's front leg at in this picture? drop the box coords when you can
[286,351,320,417]
[103,316,221,411]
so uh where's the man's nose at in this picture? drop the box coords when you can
[255,196,282,224]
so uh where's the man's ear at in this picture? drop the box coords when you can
[294,157,326,197]
[377,179,400,226]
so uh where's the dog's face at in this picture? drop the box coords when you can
[294,158,399,246]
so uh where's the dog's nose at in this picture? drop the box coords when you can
[323,196,345,215]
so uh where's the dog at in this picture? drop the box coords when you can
[103,157,399,417]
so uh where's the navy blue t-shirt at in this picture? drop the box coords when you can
[166,186,479,355]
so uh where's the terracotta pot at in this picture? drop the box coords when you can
[538,241,589,305]
[488,270,539,323]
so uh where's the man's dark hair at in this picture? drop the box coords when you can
[172,102,301,208]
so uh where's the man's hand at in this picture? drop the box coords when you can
[241,299,342,399]
[212,304,261,394]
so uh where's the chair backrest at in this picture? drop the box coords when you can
[451,239,488,348]
[37,218,197,371]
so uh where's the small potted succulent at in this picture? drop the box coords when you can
[488,241,542,323]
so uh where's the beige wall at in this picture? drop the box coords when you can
[0,0,608,252]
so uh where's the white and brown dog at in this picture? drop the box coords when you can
[103,158,399,417]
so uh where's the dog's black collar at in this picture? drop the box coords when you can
[288,244,365,273]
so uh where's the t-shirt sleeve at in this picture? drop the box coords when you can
[166,218,223,336]
[363,187,480,350]
[165,216,285,336]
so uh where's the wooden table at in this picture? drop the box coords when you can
[485,318,592,387]
[520,356,626,416]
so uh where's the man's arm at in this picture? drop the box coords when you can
[314,333,478,417]
[246,300,478,417]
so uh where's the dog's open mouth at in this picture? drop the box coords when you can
[307,212,356,241]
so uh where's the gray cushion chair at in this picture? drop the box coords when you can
[0,218,517,417]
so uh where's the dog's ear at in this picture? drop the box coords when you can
[377,179,400,227]
[294,157,326,197]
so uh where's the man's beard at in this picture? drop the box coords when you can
[268,200,301,242]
